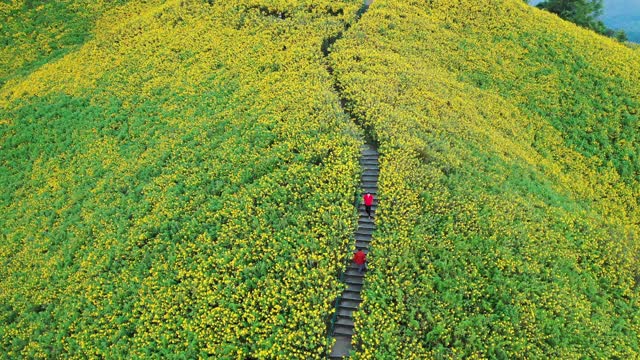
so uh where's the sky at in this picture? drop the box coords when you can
[529,0,640,42]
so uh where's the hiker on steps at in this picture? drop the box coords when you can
[353,248,367,273]
[363,192,374,218]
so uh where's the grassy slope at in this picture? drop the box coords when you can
[0,1,363,358]
[331,0,639,358]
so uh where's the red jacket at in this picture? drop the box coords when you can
[363,193,374,206]
[353,250,366,265]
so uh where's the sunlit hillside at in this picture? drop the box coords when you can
[1,1,363,358]
[331,0,639,358]
[1,0,639,359]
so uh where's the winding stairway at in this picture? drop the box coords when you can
[329,144,379,359]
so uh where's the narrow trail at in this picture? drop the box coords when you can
[322,1,376,358]
[329,145,379,359]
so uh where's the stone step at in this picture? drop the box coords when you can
[355,228,372,236]
[337,307,355,319]
[359,215,375,223]
[355,237,372,245]
[354,235,371,243]
[358,221,375,230]
[329,336,352,358]
[363,168,380,174]
[361,150,378,156]
[355,235,371,243]
[354,244,371,252]
[345,275,364,286]
[362,174,378,181]
[360,161,379,166]
[344,269,365,280]
[343,275,364,287]
[342,290,362,302]
[334,324,354,337]
[339,298,361,311]
[356,227,373,235]
[346,282,363,293]
[335,317,355,328]
[357,225,374,234]
[355,234,373,241]
[353,243,373,255]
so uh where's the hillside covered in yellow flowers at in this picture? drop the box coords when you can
[1,0,639,358]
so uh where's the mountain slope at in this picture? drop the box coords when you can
[0,1,363,358]
[1,0,639,358]
[331,0,639,358]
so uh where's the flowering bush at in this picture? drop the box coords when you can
[330,0,640,358]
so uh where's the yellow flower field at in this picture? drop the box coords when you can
[2,0,639,358]
[1,1,364,358]
[330,0,640,358]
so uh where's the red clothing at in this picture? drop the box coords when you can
[353,250,366,265]
[363,193,374,206]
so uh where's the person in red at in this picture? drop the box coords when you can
[363,192,374,218]
[353,248,367,273]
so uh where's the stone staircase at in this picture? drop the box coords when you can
[329,144,379,359]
